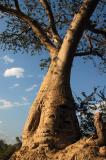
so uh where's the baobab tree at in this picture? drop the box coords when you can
[0,0,106,159]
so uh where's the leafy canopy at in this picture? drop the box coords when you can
[0,0,105,71]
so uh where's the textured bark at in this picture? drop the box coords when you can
[86,112,106,146]
[94,112,105,146]
[8,1,103,159]
[22,0,100,148]
[22,57,80,148]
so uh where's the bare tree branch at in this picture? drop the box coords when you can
[0,4,58,57]
[14,0,20,11]
[75,50,105,60]
[88,22,106,37]
[86,19,106,37]
[81,88,97,104]
[58,0,100,62]
[84,33,93,53]
[39,0,62,45]
[86,35,106,45]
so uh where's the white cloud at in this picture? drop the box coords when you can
[10,83,20,89]
[0,121,2,124]
[14,101,30,107]
[4,67,24,78]
[22,96,28,102]
[26,84,37,92]
[13,83,20,87]
[0,97,30,109]
[0,98,13,109]
[0,55,14,64]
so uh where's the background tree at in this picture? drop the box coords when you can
[0,0,106,159]
[0,137,21,160]
[75,87,106,136]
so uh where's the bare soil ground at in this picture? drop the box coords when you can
[10,138,106,160]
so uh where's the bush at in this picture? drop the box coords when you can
[0,137,22,160]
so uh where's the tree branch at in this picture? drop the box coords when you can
[0,4,57,57]
[39,0,62,45]
[75,50,105,60]
[75,88,97,110]
[88,22,106,37]
[58,0,100,63]
[85,34,106,45]
[14,0,20,11]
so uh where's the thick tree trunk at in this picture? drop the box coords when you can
[20,0,100,151]
[22,56,80,149]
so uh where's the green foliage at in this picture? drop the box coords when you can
[0,137,22,160]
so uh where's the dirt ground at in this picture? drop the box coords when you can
[10,138,106,160]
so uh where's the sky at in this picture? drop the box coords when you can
[0,50,47,143]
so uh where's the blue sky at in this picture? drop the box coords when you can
[0,48,105,144]
[0,50,46,143]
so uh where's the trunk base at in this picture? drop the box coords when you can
[10,112,106,160]
[10,137,106,160]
